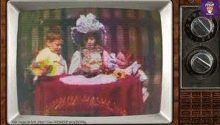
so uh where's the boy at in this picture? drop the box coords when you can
[30,26,67,79]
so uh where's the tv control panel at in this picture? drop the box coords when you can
[181,6,219,88]
[180,4,220,125]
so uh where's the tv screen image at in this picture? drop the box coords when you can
[17,8,162,116]
[7,0,172,124]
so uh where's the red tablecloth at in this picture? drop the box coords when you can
[35,75,143,116]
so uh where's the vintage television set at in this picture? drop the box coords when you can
[179,0,220,124]
[6,0,173,124]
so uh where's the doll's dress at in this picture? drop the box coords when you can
[102,49,149,102]
[80,47,102,73]
[102,49,148,82]
[68,46,102,75]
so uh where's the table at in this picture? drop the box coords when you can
[35,74,143,116]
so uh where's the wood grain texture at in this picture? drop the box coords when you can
[173,0,180,124]
[180,0,201,5]
[1,0,7,125]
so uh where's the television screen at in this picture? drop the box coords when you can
[7,0,172,124]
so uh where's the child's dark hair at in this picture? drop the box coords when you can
[46,26,62,43]
[82,31,101,46]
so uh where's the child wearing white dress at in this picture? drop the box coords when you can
[68,13,149,102]
[69,32,102,77]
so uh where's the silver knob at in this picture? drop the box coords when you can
[190,51,214,74]
[191,17,214,38]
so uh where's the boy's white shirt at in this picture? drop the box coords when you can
[33,47,68,81]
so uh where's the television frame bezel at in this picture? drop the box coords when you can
[7,0,173,124]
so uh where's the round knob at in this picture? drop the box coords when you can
[190,51,214,74]
[191,17,214,38]
[184,10,217,42]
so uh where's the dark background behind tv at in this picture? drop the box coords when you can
[16,8,162,115]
